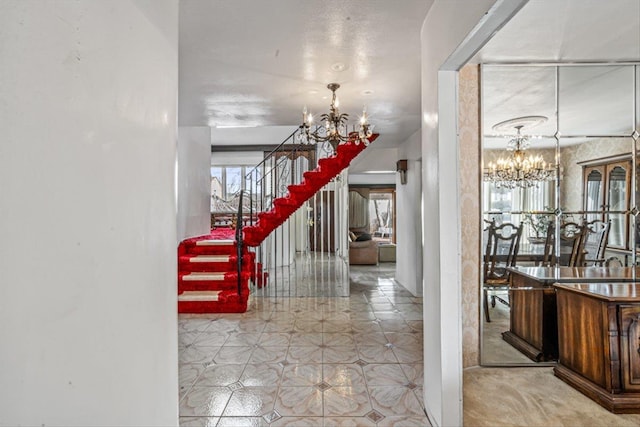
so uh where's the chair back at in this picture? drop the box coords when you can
[541,222,556,266]
[484,222,523,282]
[542,221,590,267]
[583,219,610,266]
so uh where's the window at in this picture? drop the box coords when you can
[483,181,555,238]
[211,165,250,212]
[368,190,395,243]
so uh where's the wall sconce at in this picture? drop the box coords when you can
[396,159,408,185]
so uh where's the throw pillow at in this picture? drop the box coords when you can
[349,231,357,242]
[355,233,372,242]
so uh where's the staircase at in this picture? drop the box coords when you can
[177,227,254,313]
[243,136,378,247]
[177,133,378,313]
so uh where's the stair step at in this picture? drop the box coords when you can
[182,272,226,281]
[188,255,230,263]
[178,291,221,302]
[196,239,235,246]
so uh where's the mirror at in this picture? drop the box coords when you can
[480,63,640,365]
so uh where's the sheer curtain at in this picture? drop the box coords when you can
[348,191,369,229]
[484,181,555,235]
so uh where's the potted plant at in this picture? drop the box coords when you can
[522,212,552,244]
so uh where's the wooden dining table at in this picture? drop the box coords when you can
[502,266,640,362]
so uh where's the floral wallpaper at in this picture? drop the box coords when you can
[559,138,633,211]
[458,64,481,368]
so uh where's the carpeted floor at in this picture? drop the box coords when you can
[464,367,640,426]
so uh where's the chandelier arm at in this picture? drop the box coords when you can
[298,83,372,150]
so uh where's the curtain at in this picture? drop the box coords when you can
[349,191,369,229]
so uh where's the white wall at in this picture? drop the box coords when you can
[395,130,423,296]
[211,151,265,167]
[348,173,396,185]
[178,127,213,241]
[420,1,499,425]
[349,147,398,173]
[0,1,179,425]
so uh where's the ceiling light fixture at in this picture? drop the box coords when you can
[297,83,374,151]
[484,119,555,189]
[331,62,347,72]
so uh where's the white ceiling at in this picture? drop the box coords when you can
[179,0,640,156]
[474,0,640,149]
[179,0,434,148]
[474,0,640,64]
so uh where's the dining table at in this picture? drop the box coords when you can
[493,241,575,264]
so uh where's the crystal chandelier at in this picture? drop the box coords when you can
[484,125,556,189]
[297,83,373,150]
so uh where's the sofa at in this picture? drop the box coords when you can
[348,232,378,265]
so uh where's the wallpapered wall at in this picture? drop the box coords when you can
[559,138,633,211]
[482,147,556,166]
[459,64,481,368]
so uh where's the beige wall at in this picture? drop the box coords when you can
[559,138,633,211]
[483,147,556,166]
[459,64,481,368]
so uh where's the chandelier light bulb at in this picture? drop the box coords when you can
[484,124,555,189]
[297,83,374,151]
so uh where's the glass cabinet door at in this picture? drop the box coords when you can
[606,162,631,248]
[584,166,605,222]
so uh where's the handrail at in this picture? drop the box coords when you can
[483,209,631,215]
[244,128,300,180]
[251,154,291,187]
[235,190,244,296]
[241,127,321,230]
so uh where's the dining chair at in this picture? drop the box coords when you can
[540,221,590,267]
[540,222,556,267]
[582,219,610,266]
[483,222,523,322]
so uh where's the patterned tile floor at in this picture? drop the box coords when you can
[178,264,430,426]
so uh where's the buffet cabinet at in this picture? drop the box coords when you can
[504,267,640,362]
[553,283,640,413]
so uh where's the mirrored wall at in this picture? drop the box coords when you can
[480,63,640,365]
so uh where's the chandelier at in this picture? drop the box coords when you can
[484,124,556,189]
[297,83,373,150]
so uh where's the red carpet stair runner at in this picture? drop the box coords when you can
[178,228,254,313]
[177,135,377,313]
[243,136,378,247]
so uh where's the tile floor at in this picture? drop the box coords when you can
[178,264,430,426]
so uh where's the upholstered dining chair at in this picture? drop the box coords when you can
[483,222,523,323]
